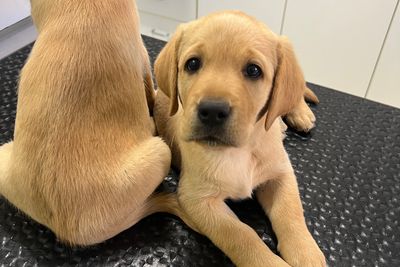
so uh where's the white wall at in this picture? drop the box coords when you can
[0,0,31,30]
[367,3,400,108]
[198,0,285,34]
[281,0,397,98]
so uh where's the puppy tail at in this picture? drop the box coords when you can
[142,192,199,232]
[304,87,319,104]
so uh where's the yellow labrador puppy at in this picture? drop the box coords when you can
[0,0,176,245]
[154,11,326,267]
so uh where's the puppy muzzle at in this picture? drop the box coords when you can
[187,100,237,147]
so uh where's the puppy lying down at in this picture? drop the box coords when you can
[154,11,326,267]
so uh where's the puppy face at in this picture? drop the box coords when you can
[155,12,305,148]
[176,16,277,147]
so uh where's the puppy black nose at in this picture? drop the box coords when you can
[197,100,231,126]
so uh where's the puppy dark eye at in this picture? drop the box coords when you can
[185,57,201,73]
[244,64,263,79]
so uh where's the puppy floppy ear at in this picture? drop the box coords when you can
[263,37,305,130]
[154,25,186,116]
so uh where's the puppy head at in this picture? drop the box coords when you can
[155,11,304,147]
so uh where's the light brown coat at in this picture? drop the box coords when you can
[154,11,326,267]
[0,0,175,245]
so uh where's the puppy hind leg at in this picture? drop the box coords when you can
[120,138,200,231]
[284,98,316,132]
[99,136,174,237]
[59,137,172,246]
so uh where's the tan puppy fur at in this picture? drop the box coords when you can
[154,11,326,267]
[0,0,179,245]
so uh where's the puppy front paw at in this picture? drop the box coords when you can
[278,235,326,267]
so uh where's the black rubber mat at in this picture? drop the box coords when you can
[1,36,399,266]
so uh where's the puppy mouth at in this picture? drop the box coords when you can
[185,121,238,147]
[188,134,235,147]
[196,136,228,147]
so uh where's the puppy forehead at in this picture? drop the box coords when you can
[181,13,277,62]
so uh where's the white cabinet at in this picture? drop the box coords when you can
[281,0,397,97]
[367,5,400,108]
[0,0,35,59]
[137,0,196,41]
[137,0,196,22]
[0,0,30,30]
[198,0,285,34]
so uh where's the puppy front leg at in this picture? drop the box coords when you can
[179,189,290,267]
[256,173,326,267]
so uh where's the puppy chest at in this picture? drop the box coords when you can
[218,168,254,199]
[197,149,255,199]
